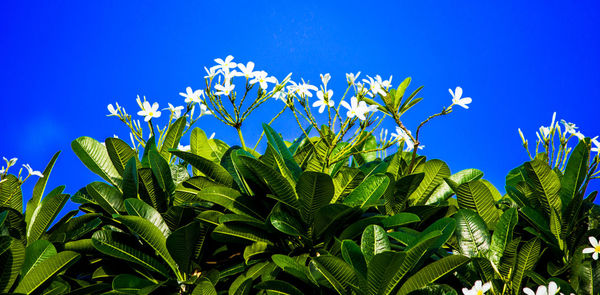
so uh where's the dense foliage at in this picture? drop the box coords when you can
[1,57,599,294]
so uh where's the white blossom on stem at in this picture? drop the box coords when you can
[180,87,204,104]
[137,101,161,122]
[23,164,43,178]
[346,71,361,85]
[340,96,370,121]
[449,87,472,109]
[214,80,235,96]
[164,103,184,119]
[213,55,237,72]
[313,90,334,113]
[236,61,257,79]
[250,71,277,90]
[523,281,559,295]
[204,66,222,79]
[107,103,120,117]
[462,280,491,295]
[583,236,600,260]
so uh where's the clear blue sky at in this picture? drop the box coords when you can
[2,1,600,212]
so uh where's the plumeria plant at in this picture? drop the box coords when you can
[2,55,600,295]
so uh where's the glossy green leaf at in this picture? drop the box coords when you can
[255,280,304,295]
[71,136,123,188]
[454,209,491,258]
[511,238,541,294]
[409,159,451,205]
[149,150,175,195]
[332,167,365,203]
[427,168,484,204]
[343,174,390,209]
[26,190,69,244]
[86,181,124,215]
[166,220,201,273]
[361,224,390,263]
[560,138,590,206]
[14,251,80,294]
[311,255,361,294]
[397,255,470,295]
[191,278,217,295]
[455,180,500,229]
[341,240,367,276]
[27,151,60,224]
[159,117,186,161]
[170,150,234,186]
[489,208,518,268]
[196,186,264,220]
[238,155,298,208]
[524,159,562,216]
[263,123,303,180]
[297,171,334,226]
[124,198,171,238]
[0,237,25,293]
[0,174,22,213]
[105,137,137,176]
[21,240,56,278]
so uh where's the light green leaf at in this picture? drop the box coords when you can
[14,251,80,294]
[427,168,484,204]
[454,209,491,258]
[86,181,124,215]
[159,117,186,161]
[297,171,334,226]
[361,224,391,263]
[455,180,501,229]
[397,255,470,295]
[409,159,450,205]
[71,136,123,188]
[343,174,390,209]
[124,198,171,238]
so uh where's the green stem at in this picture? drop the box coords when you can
[236,127,246,149]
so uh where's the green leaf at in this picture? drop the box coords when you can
[166,221,201,274]
[115,215,181,280]
[27,152,60,225]
[105,138,137,176]
[412,218,456,250]
[427,169,484,204]
[333,167,365,203]
[560,138,590,206]
[91,230,170,276]
[71,136,123,188]
[212,223,272,245]
[112,273,155,294]
[382,213,421,228]
[341,240,367,276]
[191,278,217,295]
[14,251,80,294]
[269,204,306,237]
[149,150,175,195]
[137,168,168,212]
[297,171,334,226]
[0,174,22,213]
[361,224,391,263]
[272,254,315,285]
[454,209,491,257]
[0,237,25,293]
[196,186,264,220]
[86,181,125,215]
[238,155,299,208]
[190,127,222,163]
[255,280,304,295]
[343,174,390,209]
[311,255,361,294]
[159,117,186,161]
[524,159,562,216]
[122,157,139,199]
[263,123,303,180]
[26,191,69,244]
[397,255,470,295]
[489,208,518,268]
[170,150,234,187]
[511,238,541,294]
[243,242,270,264]
[21,240,56,278]
[408,160,451,205]
[124,198,171,238]
[455,180,500,229]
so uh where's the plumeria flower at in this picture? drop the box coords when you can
[292,81,318,97]
[250,71,277,90]
[213,55,237,72]
[199,103,212,116]
[582,236,600,260]
[204,66,222,79]
[107,103,120,117]
[3,157,17,167]
[449,87,472,109]
[591,137,600,153]
[374,75,393,90]
[23,164,43,178]
[209,132,215,139]
[313,90,334,113]
[137,101,161,122]
[320,73,331,88]
[272,90,287,102]
[0,166,5,174]
[214,80,235,96]
[462,280,491,295]
[362,76,386,97]
[164,103,184,119]
[177,144,190,151]
[340,96,371,121]
[346,71,361,85]
[236,61,257,79]
[179,87,204,104]
[560,119,577,134]
[523,281,559,295]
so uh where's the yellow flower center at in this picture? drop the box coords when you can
[149,112,154,116]
[477,291,483,295]
[595,245,600,253]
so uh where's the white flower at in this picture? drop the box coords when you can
[204,66,222,79]
[376,75,393,90]
[177,144,190,151]
[250,71,277,90]
[214,80,235,96]
[392,126,413,146]
[290,81,318,97]
[23,164,43,178]
[3,157,17,167]
[236,61,257,79]
[449,87,472,109]
[573,131,585,140]
[340,96,370,121]
[199,103,212,116]
[137,101,162,122]
[213,55,237,72]
[346,71,361,85]
[179,87,204,104]
[591,137,600,153]
[0,166,4,174]
[107,103,120,116]
[462,280,491,295]
[560,119,577,134]
[523,281,559,295]
[518,128,526,144]
[129,133,137,148]
[164,103,184,119]
[313,90,334,113]
[272,90,287,102]
[362,75,386,97]
[550,112,557,132]
[209,132,215,139]
[320,73,331,88]
[540,126,551,139]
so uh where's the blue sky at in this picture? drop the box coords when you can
[1,1,600,212]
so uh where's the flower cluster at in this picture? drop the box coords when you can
[0,156,43,181]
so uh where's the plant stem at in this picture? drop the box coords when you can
[236,127,246,149]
